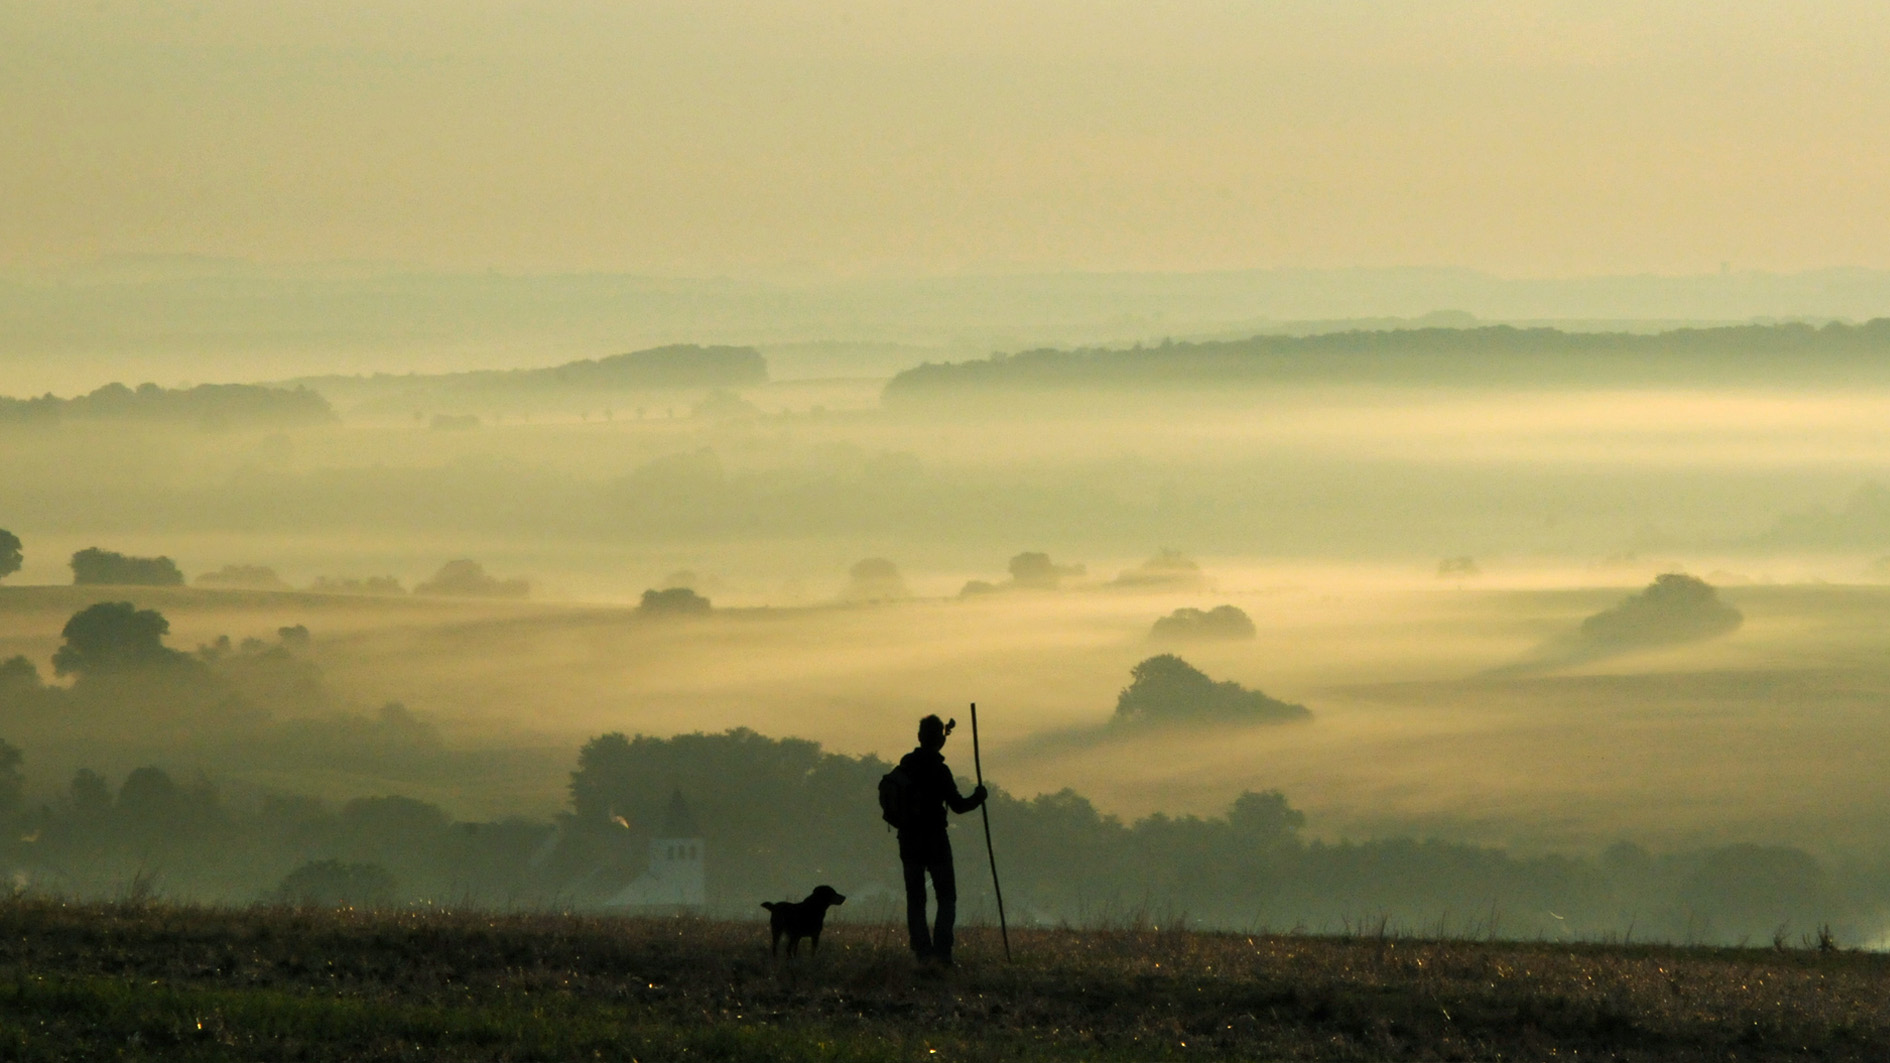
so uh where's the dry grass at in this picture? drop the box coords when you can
[0,899,1885,1060]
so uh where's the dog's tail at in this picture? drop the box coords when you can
[760,902,779,912]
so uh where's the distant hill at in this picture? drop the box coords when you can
[283,344,768,418]
[883,319,1890,400]
[292,344,766,395]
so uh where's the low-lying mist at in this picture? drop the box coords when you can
[7,570,1890,853]
[8,337,1890,941]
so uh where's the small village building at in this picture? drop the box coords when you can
[603,790,705,911]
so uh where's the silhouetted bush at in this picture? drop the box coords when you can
[1113,654,1309,726]
[639,587,710,616]
[0,656,39,690]
[309,575,406,596]
[1111,550,1205,590]
[843,558,910,602]
[52,602,188,677]
[414,560,528,599]
[1579,574,1742,649]
[0,529,20,582]
[69,547,184,587]
[1437,556,1480,578]
[1150,605,1256,642]
[958,552,1085,596]
[1008,551,1085,589]
[195,565,292,591]
[273,859,399,908]
[690,389,761,420]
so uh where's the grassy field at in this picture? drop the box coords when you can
[0,900,1884,1061]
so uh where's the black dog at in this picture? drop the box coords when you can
[760,885,846,957]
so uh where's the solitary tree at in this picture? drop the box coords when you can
[1226,789,1306,846]
[0,529,20,581]
[51,601,184,676]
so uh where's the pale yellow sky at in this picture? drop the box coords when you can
[4,1,1888,277]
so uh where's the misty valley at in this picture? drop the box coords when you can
[20,7,1890,1053]
[7,324,1890,953]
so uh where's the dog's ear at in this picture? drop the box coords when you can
[761,902,777,911]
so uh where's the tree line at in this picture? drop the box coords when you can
[883,319,1890,398]
[0,381,333,427]
[0,599,1869,944]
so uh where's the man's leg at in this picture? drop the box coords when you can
[902,851,932,956]
[930,845,957,963]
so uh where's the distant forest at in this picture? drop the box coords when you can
[884,319,1890,398]
[0,381,334,428]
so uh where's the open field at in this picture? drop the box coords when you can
[0,899,1884,1061]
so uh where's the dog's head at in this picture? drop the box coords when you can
[811,884,846,907]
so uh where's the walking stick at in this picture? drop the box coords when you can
[970,702,1012,962]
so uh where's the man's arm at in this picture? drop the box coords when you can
[944,769,987,814]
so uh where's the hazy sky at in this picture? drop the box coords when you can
[5,1,1889,277]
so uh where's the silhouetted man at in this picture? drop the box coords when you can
[895,714,987,966]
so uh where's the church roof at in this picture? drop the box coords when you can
[659,789,700,837]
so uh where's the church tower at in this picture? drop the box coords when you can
[604,789,706,910]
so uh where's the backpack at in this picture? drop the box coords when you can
[877,765,912,829]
